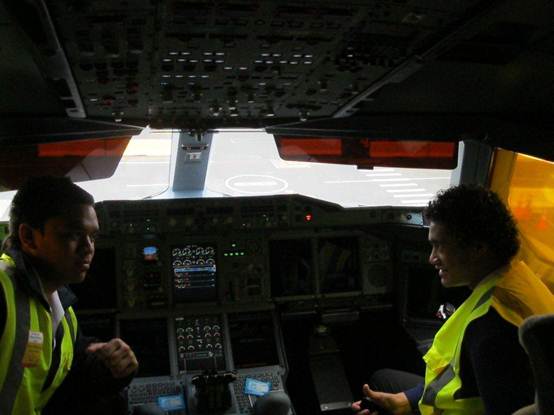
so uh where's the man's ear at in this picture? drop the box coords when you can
[18,223,40,254]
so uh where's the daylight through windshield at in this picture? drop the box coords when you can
[0,129,456,220]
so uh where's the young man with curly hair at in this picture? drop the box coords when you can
[353,185,554,415]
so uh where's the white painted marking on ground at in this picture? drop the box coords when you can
[324,179,382,184]
[386,188,427,193]
[393,193,433,198]
[324,177,448,184]
[379,183,418,187]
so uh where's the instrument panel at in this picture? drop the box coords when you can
[79,194,421,314]
[67,194,427,414]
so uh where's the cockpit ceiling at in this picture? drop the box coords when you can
[3,0,554,130]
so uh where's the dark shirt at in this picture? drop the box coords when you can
[405,308,534,414]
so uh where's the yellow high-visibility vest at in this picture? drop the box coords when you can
[0,254,78,414]
[419,260,554,415]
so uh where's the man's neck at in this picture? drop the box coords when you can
[37,275,58,298]
[21,251,61,296]
[468,260,505,290]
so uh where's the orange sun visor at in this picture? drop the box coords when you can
[274,136,458,169]
[0,136,131,189]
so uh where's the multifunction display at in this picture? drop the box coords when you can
[172,244,217,302]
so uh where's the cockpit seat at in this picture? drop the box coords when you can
[513,313,554,415]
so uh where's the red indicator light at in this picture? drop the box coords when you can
[305,214,313,222]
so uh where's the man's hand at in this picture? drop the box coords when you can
[351,384,412,415]
[86,338,139,379]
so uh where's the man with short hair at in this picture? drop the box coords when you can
[0,176,138,414]
[353,185,554,415]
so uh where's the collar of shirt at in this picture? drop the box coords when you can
[5,247,77,311]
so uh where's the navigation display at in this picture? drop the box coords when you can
[172,243,217,302]
[120,318,170,377]
[318,237,361,293]
[70,247,117,310]
[269,239,313,296]
[228,312,280,369]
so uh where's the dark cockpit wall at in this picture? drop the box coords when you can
[1,1,554,415]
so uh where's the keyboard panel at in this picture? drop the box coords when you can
[128,380,183,405]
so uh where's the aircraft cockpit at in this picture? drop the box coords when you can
[1,1,554,414]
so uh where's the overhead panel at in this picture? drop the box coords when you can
[43,0,482,128]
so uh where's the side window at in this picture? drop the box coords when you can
[491,150,554,292]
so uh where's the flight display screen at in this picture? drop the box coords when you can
[228,312,280,369]
[172,243,217,302]
[120,318,170,377]
[70,247,117,310]
[318,237,361,293]
[269,239,313,296]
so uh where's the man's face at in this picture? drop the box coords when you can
[30,204,99,286]
[428,221,475,288]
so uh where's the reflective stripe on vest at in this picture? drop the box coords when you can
[40,309,78,393]
[65,309,76,343]
[419,261,554,415]
[420,288,494,409]
[0,262,31,414]
[0,256,77,414]
[421,364,455,407]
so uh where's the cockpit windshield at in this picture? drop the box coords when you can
[0,128,457,220]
